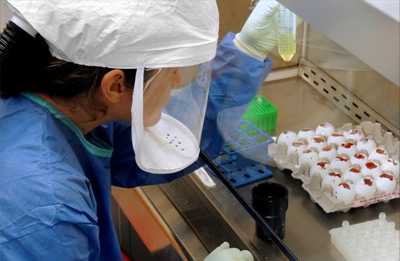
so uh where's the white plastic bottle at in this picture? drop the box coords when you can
[278,5,297,62]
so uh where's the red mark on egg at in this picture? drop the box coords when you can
[363,178,373,186]
[380,173,394,181]
[317,162,328,169]
[350,167,361,173]
[355,153,366,159]
[366,162,377,169]
[329,172,342,178]
[339,182,351,190]
[342,142,354,149]
[337,155,349,162]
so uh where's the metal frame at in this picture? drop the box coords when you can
[299,58,400,137]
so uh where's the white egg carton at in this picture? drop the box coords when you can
[268,121,400,213]
[329,213,399,261]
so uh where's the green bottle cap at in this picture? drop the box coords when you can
[242,96,278,135]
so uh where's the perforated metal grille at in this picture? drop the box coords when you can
[299,59,399,137]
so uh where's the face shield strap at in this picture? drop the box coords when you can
[131,67,145,152]
[131,67,163,152]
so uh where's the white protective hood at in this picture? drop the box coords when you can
[6,0,219,69]
[7,0,219,174]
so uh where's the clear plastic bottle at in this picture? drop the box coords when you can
[278,5,297,62]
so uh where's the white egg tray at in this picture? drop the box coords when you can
[329,213,399,261]
[268,121,400,213]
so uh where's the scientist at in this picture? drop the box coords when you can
[0,0,277,260]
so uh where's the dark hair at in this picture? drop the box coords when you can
[0,21,136,98]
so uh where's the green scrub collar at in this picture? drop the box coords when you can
[22,93,113,158]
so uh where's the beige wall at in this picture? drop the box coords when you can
[217,0,252,39]
[0,0,11,30]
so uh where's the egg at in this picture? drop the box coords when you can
[330,154,351,172]
[343,165,363,184]
[344,129,364,142]
[322,170,343,190]
[309,135,327,152]
[355,176,376,199]
[337,140,357,156]
[357,138,376,154]
[351,151,369,166]
[319,144,337,161]
[297,128,315,141]
[298,148,319,167]
[277,131,297,147]
[310,159,330,177]
[369,147,389,164]
[361,160,381,178]
[327,132,345,147]
[287,139,308,156]
[376,172,396,194]
[315,122,335,137]
[381,159,399,178]
[335,182,356,204]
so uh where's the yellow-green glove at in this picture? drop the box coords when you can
[204,242,254,261]
[234,0,279,60]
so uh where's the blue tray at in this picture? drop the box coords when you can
[213,119,273,188]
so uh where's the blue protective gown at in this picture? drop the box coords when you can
[0,33,272,261]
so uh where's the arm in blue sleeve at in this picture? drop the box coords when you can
[0,211,99,261]
[111,32,272,188]
[200,32,272,160]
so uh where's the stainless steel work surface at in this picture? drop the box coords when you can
[196,167,399,261]
[238,171,400,261]
[143,174,289,261]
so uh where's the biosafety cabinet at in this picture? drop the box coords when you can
[112,1,399,260]
[1,0,398,260]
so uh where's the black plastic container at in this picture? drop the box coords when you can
[252,182,289,240]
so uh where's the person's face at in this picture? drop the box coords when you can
[99,67,186,126]
[142,68,183,126]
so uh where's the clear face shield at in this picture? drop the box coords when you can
[131,63,212,174]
